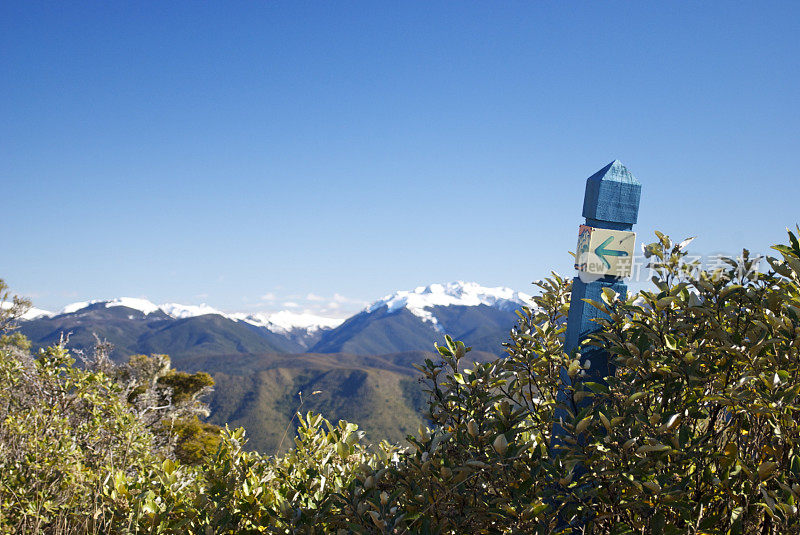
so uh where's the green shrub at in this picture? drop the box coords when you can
[0,343,158,533]
[342,229,800,533]
[558,231,800,533]
[341,276,571,533]
[4,227,800,533]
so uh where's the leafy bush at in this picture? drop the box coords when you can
[0,320,386,533]
[101,418,386,534]
[0,343,158,533]
[4,227,800,533]
[558,232,800,533]
[340,229,800,533]
[114,352,221,464]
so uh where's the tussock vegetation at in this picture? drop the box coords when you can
[3,228,800,533]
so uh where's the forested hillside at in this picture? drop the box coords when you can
[175,349,496,452]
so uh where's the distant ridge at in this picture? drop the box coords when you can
[45,297,345,334]
[18,282,532,358]
[312,282,531,355]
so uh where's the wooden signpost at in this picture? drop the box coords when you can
[552,160,641,530]
[564,160,641,382]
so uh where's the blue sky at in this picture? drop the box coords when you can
[2,2,798,316]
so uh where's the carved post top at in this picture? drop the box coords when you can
[582,160,641,228]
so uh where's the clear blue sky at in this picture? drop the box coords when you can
[2,2,798,316]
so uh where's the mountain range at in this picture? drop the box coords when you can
[16,282,533,451]
[19,282,532,359]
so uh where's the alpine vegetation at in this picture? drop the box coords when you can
[3,229,800,533]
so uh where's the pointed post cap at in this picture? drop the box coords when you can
[582,160,641,225]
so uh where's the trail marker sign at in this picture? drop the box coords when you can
[552,160,641,532]
[575,225,636,277]
[562,159,641,381]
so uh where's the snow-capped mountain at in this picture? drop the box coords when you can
[17,282,531,359]
[16,297,345,359]
[52,297,343,336]
[228,311,345,349]
[228,310,343,334]
[0,301,53,320]
[311,282,532,355]
[366,281,531,332]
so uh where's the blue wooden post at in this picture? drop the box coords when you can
[564,160,641,382]
[551,161,641,529]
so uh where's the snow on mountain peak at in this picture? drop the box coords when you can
[54,297,344,334]
[59,298,220,319]
[0,301,53,320]
[105,297,161,315]
[59,297,161,316]
[23,307,53,320]
[44,281,528,335]
[366,281,531,330]
[230,311,344,334]
[61,301,97,314]
[159,302,224,319]
[266,311,344,332]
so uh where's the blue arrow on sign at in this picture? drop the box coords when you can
[594,235,629,269]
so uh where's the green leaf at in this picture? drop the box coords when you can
[583,298,609,314]
[656,296,675,308]
[719,284,743,300]
[162,458,175,475]
[677,237,696,251]
[730,505,744,525]
[142,498,157,515]
[583,382,609,394]
[601,287,618,305]
[435,345,452,357]
[789,228,800,253]
[627,391,646,404]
